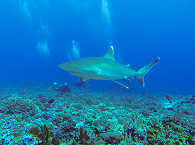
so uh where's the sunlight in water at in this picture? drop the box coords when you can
[101,0,112,25]
[68,40,80,61]
[36,40,50,56]
[19,0,31,18]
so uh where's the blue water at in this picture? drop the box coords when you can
[0,0,194,94]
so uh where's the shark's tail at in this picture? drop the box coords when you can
[137,57,160,87]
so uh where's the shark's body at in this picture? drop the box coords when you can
[59,46,160,88]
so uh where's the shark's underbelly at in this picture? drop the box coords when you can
[72,65,135,80]
[60,58,137,80]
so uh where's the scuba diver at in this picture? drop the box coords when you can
[49,82,71,95]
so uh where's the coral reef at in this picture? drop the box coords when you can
[29,124,60,145]
[0,87,194,144]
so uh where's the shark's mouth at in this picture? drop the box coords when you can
[69,71,78,76]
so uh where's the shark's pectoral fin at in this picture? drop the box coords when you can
[82,77,89,81]
[111,80,129,89]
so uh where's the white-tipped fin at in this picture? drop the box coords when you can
[126,64,130,67]
[112,80,129,89]
[104,45,115,61]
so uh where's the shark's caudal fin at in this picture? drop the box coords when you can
[137,57,160,87]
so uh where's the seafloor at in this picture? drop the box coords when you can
[0,83,194,145]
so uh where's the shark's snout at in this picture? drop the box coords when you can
[58,64,71,71]
[58,64,64,69]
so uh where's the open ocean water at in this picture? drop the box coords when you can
[0,0,194,144]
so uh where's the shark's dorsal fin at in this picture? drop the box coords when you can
[104,45,115,61]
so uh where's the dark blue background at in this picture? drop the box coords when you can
[0,0,194,93]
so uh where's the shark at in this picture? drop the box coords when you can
[58,46,160,88]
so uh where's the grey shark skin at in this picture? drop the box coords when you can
[58,47,160,88]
